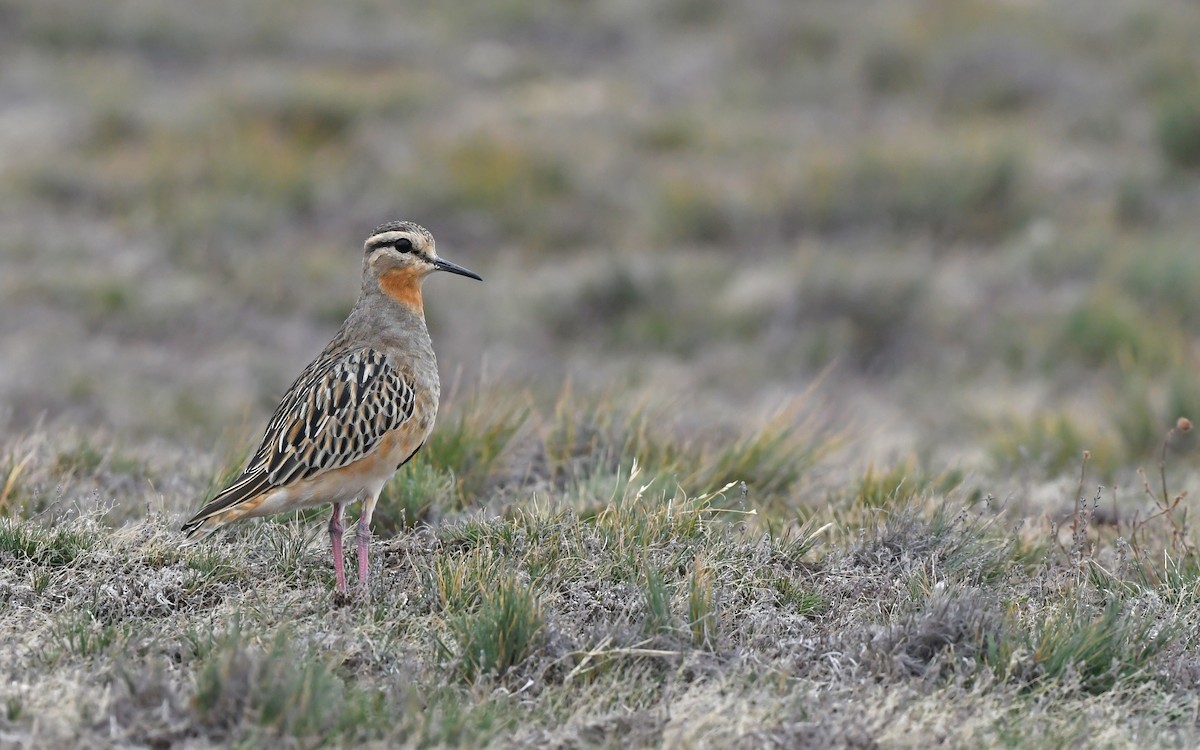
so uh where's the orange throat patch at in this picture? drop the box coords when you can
[379,268,424,311]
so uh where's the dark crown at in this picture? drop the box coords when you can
[368,220,433,244]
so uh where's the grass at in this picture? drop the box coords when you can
[686,554,718,650]
[373,461,456,534]
[10,0,1200,746]
[641,566,675,636]
[413,388,528,508]
[439,575,544,682]
[1024,599,1168,694]
[0,452,34,517]
[0,518,95,568]
[535,391,824,516]
[2,419,1200,745]
[10,397,1200,747]
[192,622,393,744]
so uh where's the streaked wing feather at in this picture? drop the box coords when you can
[184,347,416,527]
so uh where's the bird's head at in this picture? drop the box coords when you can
[363,220,481,310]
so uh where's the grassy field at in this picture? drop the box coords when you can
[6,0,1200,746]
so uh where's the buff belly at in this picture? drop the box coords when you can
[203,426,426,528]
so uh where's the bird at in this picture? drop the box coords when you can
[181,220,481,595]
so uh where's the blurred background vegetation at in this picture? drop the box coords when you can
[4,0,1200,506]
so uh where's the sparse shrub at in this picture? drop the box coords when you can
[861,43,921,94]
[14,3,1200,743]
[240,93,354,150]
[931,31,1059,114]
[193,624,389,742]
[869,592,1003,678]
[1157,89,1200,169]
[87,108,146,150]
[538,398,674,491]
[1112,376,1163,461]
[431,133,590,247]
[635,117,699,153]
[408,687,518,748]
[197,451,252,510]
[797,146,1027,240]
[849,463,964,509]
[991,412,1119,478]
[538,258,733,356]
[796,254,930,372]
[654,176,743,246]
[452,135,569,209]
[1117,241,1200,328]
[542,262,653,345]
[535,392,627,487]
[1107,371,1199,463]
[1165,374,1200,456]
[759,18,838,65]
[853,505,1013,586]
[590,469,729,557]
[5,696,21,722]
[1061,292,1177,371]
[1026,233,1112,285]
[1114,177,1158,227]
[1127,544,1200,601]
[52,441,106,478]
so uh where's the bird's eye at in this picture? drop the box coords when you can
[394,238,413,253]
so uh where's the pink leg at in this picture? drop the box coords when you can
[356,522,371,590]
[356,493,380,591]
[329,503,347,594]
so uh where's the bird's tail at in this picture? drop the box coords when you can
[180,512,222,539]
[181,469,272,538]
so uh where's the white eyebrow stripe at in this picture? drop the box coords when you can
[367,231,420,248]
